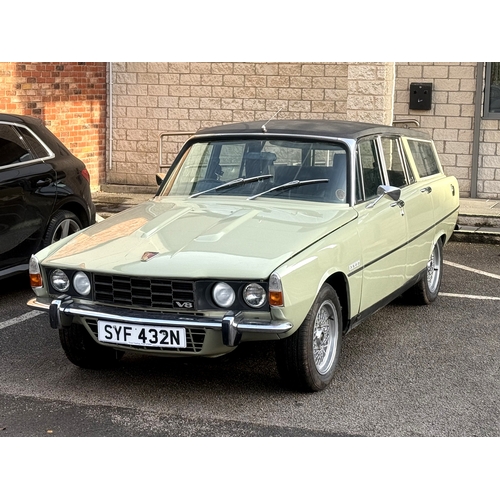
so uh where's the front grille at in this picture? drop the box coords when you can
[84,318,205,353]
[93,274,195,310]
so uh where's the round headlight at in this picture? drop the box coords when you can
[212,282,235,308]
[243,283,266,308]
[51,269,70,292]
[73,271,91,296]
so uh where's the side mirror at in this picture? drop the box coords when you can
[367,185,401,209]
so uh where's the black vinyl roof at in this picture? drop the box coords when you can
[196,119,430,141]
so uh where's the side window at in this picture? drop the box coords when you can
[0,124,34,167]
[407,139,441,177]
[380,136,412,188]
[356,138,383,201]
[16,126,51,159]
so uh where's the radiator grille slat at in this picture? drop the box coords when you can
[93,274,195,310]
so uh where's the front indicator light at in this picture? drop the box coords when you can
[29,255,43,288]
[269,273,284,307]
[73,272,91,296]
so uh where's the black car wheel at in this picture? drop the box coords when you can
[275,284,342,392]
[59,324,124,369]
[405,238,444,305]
[43,210,82,246]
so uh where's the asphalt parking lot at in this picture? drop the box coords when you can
[0,240,498,438]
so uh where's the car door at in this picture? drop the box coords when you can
[353,136,408,318]
[379,135,435,282]
[404,137,459,235]
[0,123,57,276]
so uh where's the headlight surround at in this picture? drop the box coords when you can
[73,271,91,296]
[51,269,70,293]
[212,282,236,308]
[243,283,267,308]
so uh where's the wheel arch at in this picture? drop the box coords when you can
[54,199,91,227]
[324,271,350,334]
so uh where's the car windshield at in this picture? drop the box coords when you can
[160,138,348,203]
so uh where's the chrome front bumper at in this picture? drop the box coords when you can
[27,296,293,347]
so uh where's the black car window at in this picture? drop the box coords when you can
[0,124,34,166]
[356,138,383,201]
[16,126,51,159]
[0,123,52,167]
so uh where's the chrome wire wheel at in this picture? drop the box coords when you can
[426,241,442,294]
[312,299,339,375]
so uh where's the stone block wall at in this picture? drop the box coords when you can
[0,62,107,189]
[109,62,395,187]
[394,63,479,197]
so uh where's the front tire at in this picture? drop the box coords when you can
[59,324,124,369]
[275,284,342,392]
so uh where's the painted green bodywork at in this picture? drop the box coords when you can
[32,124,460,357]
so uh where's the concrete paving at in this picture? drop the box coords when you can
[91,190,500,244]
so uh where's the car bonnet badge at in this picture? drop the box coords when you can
[141,251,159,262]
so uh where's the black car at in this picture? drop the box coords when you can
[0,113,96,279]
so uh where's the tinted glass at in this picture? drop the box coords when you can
[0,124,34,166]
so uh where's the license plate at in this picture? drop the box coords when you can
[97,320,187,348]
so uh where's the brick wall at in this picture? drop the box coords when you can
[0,62,107,189]
[109,62,395,187]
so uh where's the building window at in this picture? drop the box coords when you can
[484,62,500,119]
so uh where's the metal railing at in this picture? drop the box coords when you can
[159,131,194,169]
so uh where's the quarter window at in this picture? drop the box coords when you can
[0,123,51,168]
[407,140,441,178]
[356,139,383,201]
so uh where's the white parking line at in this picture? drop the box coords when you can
[440,292,500,301]
[443,260,500,301]
[444,260,500,280]
[0,311,44,330]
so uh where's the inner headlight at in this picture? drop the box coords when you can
[73,271,91,296]
[51,269,70,292]
[243,283,266,308]
[212,282,235,308]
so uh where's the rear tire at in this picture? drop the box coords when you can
[405,238,443,305]
[59,324,124,369]
[275,284,342,392]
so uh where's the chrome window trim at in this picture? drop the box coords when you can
[0,121,55,170]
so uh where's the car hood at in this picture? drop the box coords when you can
[42,197,357,279]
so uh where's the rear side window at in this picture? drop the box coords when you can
[0,123,51,167]
[407,139,441,177]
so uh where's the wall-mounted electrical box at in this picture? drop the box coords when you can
[409,82,433,110]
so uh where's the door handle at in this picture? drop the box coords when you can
[390,199,405,215]
[420,186,432,194]
[36,178,52,187]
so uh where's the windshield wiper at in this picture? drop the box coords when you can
[190,174,272,198]
[248,178,329,200]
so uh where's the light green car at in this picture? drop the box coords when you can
[28,120,459,392]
